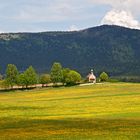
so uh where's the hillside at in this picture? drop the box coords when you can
[0,25,140,76]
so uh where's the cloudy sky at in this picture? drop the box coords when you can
[0,0,140,32]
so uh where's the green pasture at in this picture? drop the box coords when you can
[0,83,140,140]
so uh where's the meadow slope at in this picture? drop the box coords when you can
[0,83,140,140]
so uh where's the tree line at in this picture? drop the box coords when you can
[0,62,110,90]
[1,62,83,89]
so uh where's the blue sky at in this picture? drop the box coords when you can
[0,0,139,32]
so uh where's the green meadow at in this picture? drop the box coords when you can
[0,83,140,140]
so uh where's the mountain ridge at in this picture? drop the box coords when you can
[0,25,140,76]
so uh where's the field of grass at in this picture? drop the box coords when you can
[0,83,140,140]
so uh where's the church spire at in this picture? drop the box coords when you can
[91,69,93,74]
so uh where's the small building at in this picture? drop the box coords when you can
[87,69,96,84]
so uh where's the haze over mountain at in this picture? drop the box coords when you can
[0,25,140,76]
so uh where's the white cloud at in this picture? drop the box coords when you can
[90,0,140,29]
[101,10,140,29]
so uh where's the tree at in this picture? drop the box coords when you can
[99,72,109,82]
[20,66,38,88]
[62,68,70,85]
[6,64,19,88]
[17,73,26,88]
[40,74,51,87]
[50,62,63,84]
[65,70,81,86]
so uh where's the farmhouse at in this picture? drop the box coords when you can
[87,69,96,83]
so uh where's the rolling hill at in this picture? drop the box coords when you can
[0,25,140,76]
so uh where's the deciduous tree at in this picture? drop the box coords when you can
[6,64,19,88]
[65,70,81,86]
[40,74,51,87]
[62,68,70,85]
[50,62,63,84]
[21,66,38,88]
[99,72,109,82]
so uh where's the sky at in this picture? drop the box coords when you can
[0,0,140,32]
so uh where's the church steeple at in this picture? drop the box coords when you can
[91,69,93,74]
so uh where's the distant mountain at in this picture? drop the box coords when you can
[0,25,140,76]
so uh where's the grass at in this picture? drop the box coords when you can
[0,83,139,140]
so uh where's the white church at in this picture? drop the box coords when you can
[87,69,96,84]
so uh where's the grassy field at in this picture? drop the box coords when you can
[0,83,140,140]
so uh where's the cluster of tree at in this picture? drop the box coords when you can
[2,62,82,89]
[41,63,81,86]
[4,64,37,89]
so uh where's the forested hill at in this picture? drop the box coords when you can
[0,25,140,76]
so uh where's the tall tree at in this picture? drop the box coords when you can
[17,73,26,88]
[6,64,19,88]
[50,62,63,84]
[21,66,38,88]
